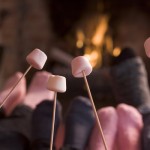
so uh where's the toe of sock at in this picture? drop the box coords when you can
[63,96,95,150]
[32,100,62,144]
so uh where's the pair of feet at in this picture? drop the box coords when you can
[32,96,143,150]
[32,96,95,150]
[0,71,55,116]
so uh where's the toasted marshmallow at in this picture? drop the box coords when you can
[47,75,66,93]
[71,56,92,78]
[26,48,47,70]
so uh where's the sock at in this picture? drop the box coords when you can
[62,96,95,150]
[110,48,150,112]
[32,100,62,149]
[141,112,150,150]
[111,47,137,66]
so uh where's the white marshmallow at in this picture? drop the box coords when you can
[71,56,92,78]
[26,49,47,70]
[47,75,66,93]
[144,37,150,58]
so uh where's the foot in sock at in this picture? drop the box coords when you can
[0,72,26,116]
[32,100,62,149]
[110,47,150,109]
[89,106,118,150]
[24,71,55,109]
[117,103,143,150]
[62,96,95,150]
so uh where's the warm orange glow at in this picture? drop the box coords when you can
[76,40,83,48]
[84,49,102,68]
[76,30,85,48]
[92,16,108,47]
[105,35,113,54]
[113,47,121,57]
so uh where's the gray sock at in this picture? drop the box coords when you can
[110,57,150,113]
[62,96,95,150]
[32,100,62,150]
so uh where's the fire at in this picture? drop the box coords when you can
[84,49,102,68]
[92,16,109,47]
[76,15,113,68]
[76,30,85,48]
[113,47,121,57]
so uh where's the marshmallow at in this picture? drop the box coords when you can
[144,37,150,58]
[26,49,47,70]
[47,75,66,93]
[71,56,92,78]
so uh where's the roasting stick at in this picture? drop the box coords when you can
[82,70,108,150]
[0,49,47,108]
[0,66,32,109]
[47,75,66,150]
[50,92,57,150]
[71,56,108,150]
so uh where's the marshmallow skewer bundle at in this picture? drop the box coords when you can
[47,75,66,150]
[71,56,108,150]
[0,48,47,108]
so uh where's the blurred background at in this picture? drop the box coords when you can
[1,0,150,108]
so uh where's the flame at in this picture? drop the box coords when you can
[83,15,109,68]
[113,47,121,57]
[92,16,109,47]
[84,49,102,68]
[105,35,113,54]
[76,40,83,48]
[76,30,85,48]
[76,15,110,68]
